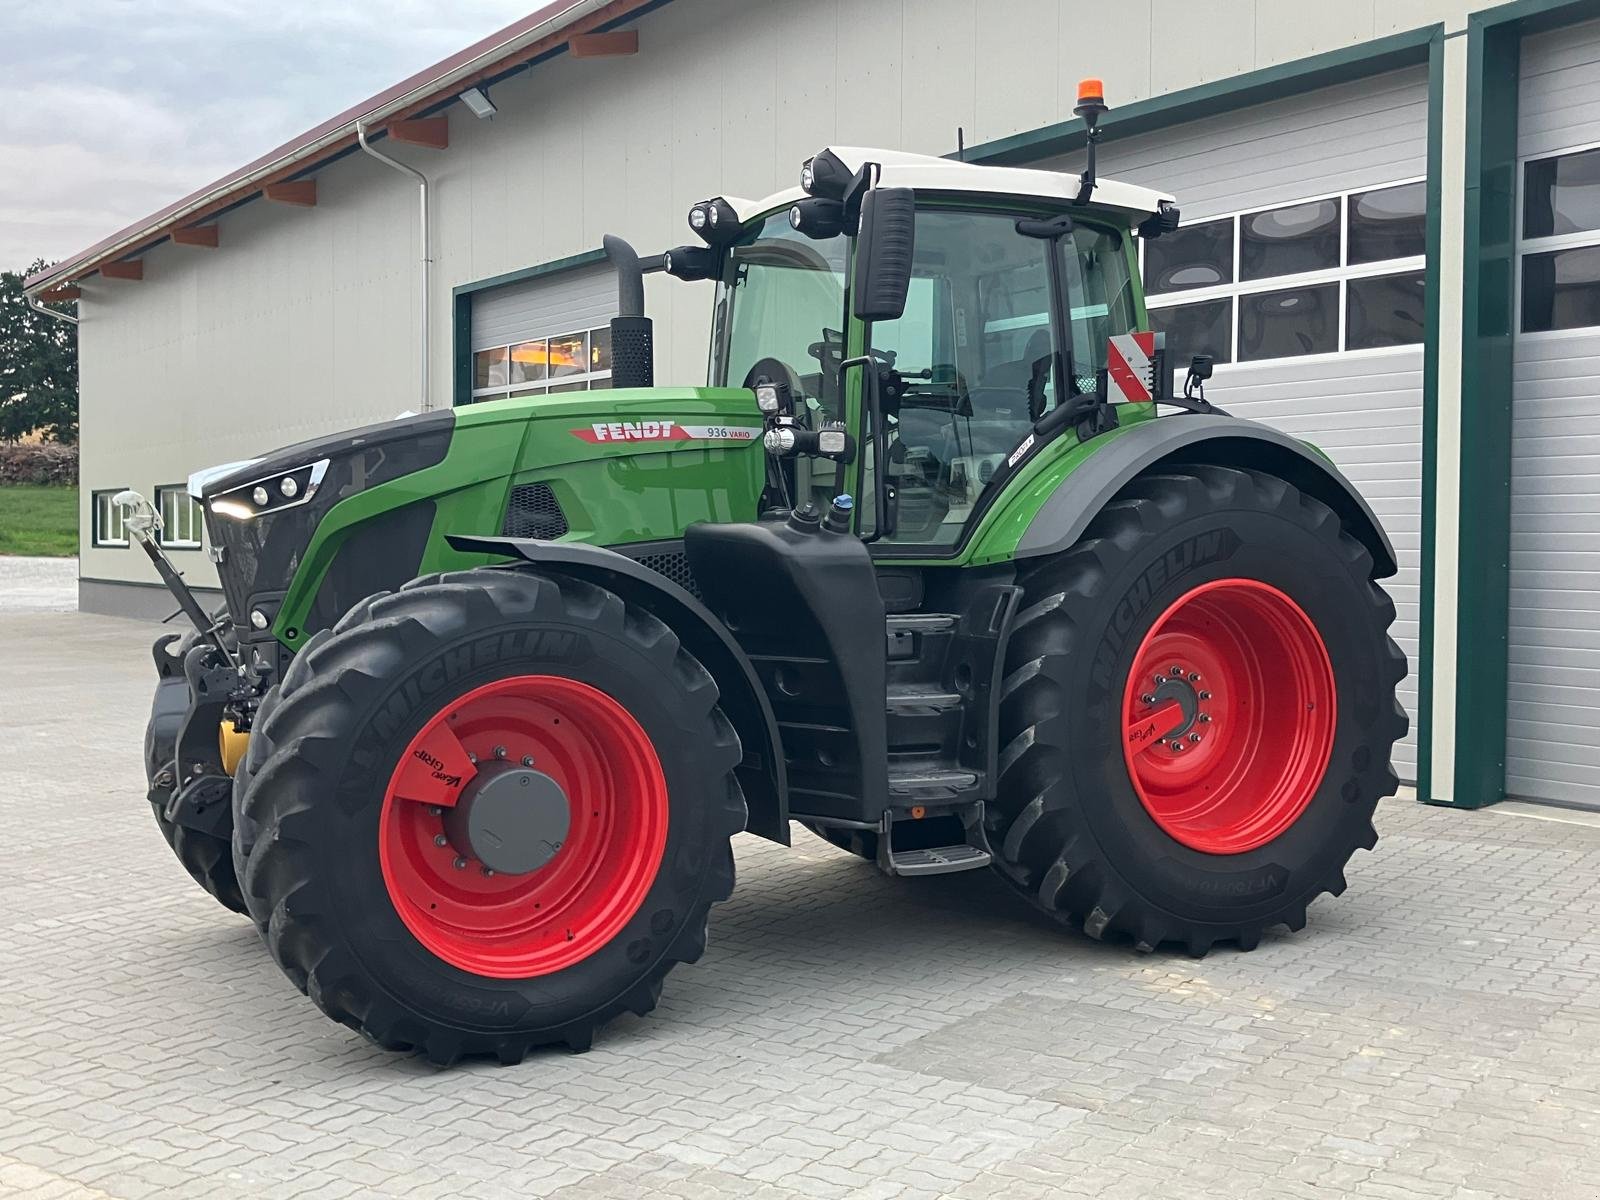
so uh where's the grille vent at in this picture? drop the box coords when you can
[502,483,569,539]
[634,550,702,601]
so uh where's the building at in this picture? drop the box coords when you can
[23,0,1600,812]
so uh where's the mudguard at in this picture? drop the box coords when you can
[447,535,790,845]
[1016,414,1398,579]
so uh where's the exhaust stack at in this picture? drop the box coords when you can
[604,234,654,389]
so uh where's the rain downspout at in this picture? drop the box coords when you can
[356,119,432,411]
[26,294,78,327]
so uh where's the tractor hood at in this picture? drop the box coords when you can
[198,410,455,638]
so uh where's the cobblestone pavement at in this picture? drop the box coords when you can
[2,607,1597,1199]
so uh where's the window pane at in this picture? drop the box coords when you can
[1240,198,1341,281]
[509,340,546,385]
[1349,182,1426,264]
[473,346,508,389]
[1143,218,1233,294]
[547,381,587,393]
[1347,271,1426,349]
[1060,225,1138,382]
[1522,245,1600,333]
[1524,147,1600,239]
[1238,283,1339,361]
[1150,298,1233,365]
[548,332,586,378]
[589,326,612,374]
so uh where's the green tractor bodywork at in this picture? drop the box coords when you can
[135,135,1404,1061]
[264,387,767,652]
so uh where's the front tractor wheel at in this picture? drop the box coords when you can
[990,465,1407,953]
[235,568,745,1063]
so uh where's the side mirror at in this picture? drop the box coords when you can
[851,187,915,322]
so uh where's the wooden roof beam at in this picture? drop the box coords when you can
[389,117,449,150]
[569,30,638,58]
[172,225,220,248]
[264,180,317,207]
[100,260,143,281]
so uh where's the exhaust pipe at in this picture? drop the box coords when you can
[604,234,653,389]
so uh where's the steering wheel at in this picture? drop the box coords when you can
[963,385,1031,422]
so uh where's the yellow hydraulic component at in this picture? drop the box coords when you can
[219,719,250,776]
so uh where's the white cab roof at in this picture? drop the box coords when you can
[729,146,1174,225]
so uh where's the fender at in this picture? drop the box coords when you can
[447,535,790,845]
[1016,414,1399,579]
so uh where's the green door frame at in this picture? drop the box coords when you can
[1441,0,1600,808]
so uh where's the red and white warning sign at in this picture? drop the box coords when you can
[1106,332,1158,404]
[570,420,762,444]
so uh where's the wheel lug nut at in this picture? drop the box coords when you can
[1170,741,1185,752]
[1141,693,1156,704]
[521,755,535,767]
[481,865,495,878]
[453,856,468,870]
[433,834,448,847]
[1199,691,1212,700]
[428,806,443,817]
[1189,733,1203,744]
[1189,673,1201,683]
[493,745,507,760]
[1198,713,1212,724]
[1170,666,1184,677]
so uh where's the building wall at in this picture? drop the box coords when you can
[76,0,1502,592]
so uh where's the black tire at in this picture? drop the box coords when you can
[989,465,1407,953]
[236,567,746,1063]
[801,822,879,860]
[144,625,247,915]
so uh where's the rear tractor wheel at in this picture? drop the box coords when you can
[235,568,746,1063]
[989,465,1407,953]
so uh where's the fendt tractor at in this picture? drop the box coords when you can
[125,85,1406,1064]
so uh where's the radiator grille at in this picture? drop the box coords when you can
[501,483,568,539]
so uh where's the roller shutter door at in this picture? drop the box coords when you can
[468,264,617,401]
[1507,19,1600,807]
[1029,68,1429,779]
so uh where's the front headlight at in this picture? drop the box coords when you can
[208,459,329,521]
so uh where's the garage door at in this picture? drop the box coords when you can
[1507,19,1600,807]
[468,264,617,402]
[1030,68,1430,779]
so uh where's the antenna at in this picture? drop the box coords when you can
[957,126,966,163]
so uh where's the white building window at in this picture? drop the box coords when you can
[469,325,613,404]
[1142,179,1427,367]
[156,485,204,550]
[1518,142,1600,334]
[91,489,129,547]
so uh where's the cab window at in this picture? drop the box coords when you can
[866,209,1060,547]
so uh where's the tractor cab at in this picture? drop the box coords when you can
[672,143,1178,553]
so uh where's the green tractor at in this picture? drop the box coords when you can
[127,90,1406,1063]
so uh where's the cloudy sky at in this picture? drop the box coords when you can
[1,1,536,269]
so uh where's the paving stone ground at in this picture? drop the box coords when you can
[1,590,1597,1197]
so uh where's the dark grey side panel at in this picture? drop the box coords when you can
[1016,415,1399,578]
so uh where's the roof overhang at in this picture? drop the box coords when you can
[25,0,667,296]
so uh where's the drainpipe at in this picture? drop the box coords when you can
[26,294,78,327]
[357,119,432,411]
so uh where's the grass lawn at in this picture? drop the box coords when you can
[0,485,78,556]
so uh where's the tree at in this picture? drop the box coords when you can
[0,260,79,443]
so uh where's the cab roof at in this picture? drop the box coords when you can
[729,145,1173,225]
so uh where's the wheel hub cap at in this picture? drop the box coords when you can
[442,763,571,876]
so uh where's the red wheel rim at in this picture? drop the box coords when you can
[379,675,668,978]
[1120,579,1335,855]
